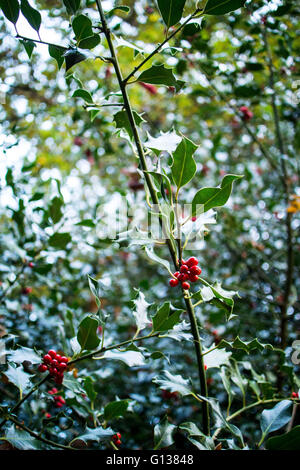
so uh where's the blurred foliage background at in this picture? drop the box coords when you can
[0,0,299,450]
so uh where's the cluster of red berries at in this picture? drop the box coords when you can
[112,433,121,447]
[38,350,69,385]
[291,392,299,399]
[48,387,66,408]
[239,106,253,121]
[169,257,201,290]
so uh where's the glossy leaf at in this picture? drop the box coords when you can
[192,174,242,214]
[153,370,193,397]
[154,416,176,449]
[63,0,81,15]
[157,0,186,28]
[152,302,182,333]
[20,39,36,58]
[266,426,300,450]
[171,136,197,194]
[64,49,87,72]
[113,110,144,140]
[4,364,33,398]
[132,290,151,331]
[104,399,130,421]
[0,0,20,25]
[260,400,293,438]
[138,64,178,87]
[49,45,65,69]
[72,14,93,42]
[72,426,114,444]
[72,88,94,104]
[20,0,41,33]
[204,0,246,16]
[77,315,100,351]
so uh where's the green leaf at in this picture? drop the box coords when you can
[217,336,276,354]
[4,424,43,450]
[104,399,130,421]
[195,280,238,320]
[152,302,182,333]
[113,110,144,140]
[79,34,100,50]
[157,0,186,28]
[87,275,102,309]
[63,0,81,15]
[179,422,215,450]
[72,14,93,42]
[171,136,198,194]
[204,0,246,16]
[20,0,41,33]
[192,174,242,214]
[138,64,178,87]
[0,0,20,25]
[49,196,64,224]
[153,370,193,397]
[75,219,96,227]
[64,49,87,72]
[20,39,36,58]
[72,88,94,103]
[154,416,176,450]
[144,247,172,275]
[4,364,33,399]
[48,232,71,249]
[63,374,85,394]
[266,426,300,450]
[77,315,100,351]
[260,400,293,439]
[72,426,114,444]
[83,376,97,402]
[48,45,65,69]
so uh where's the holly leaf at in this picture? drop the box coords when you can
[63,0,81,16]
[154,416,176,450]
[204,0,246,16]
[48,232,71,249]
[0,0,20,25]
[171,136,197,194]
[260,400,293,440]
[153,370,194,397]
[266,426,300,450]
[138,65,178,87]
[157,0,187,28]
[113,110,144,139]
[64,49,87,72]
[152,302,182,333]
[72,88,94,104]
[132,290,151,332]
[4,425,44,450]
[4,364,33,399]
[71,426,114,444]
[7,346,41,364]
[20,0,41,33]
[104,399,130,421]
[49,45,65,69]
[77,315,100,351]
[179,422,215,450]
[192,174,242,214]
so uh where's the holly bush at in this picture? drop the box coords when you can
[0,0,299,451]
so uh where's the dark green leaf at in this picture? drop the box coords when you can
[153,370,193,397]
[192,174,242,214]
[204,0,246,16]
[49,196,64,224]
[260,400,293,438]
[48,232,71,249]
[20,39,36,58]
[157,0,186,28]
[83,376,97,402]
[4,425,43,450]
[63,0,81,15]
[79,34,101,50]
[77,315,100,351]
[138,64,178,86]
[72,88,94,103]
[64,49,87,72]
[75,219,96,227]
[0,0,20,25]
[113,110,144,140]
[20,0,41,32]
[171,136,198,193]
[152,302,182,333]
[266,426,300,450]
[72,426,114,444]
[154,416,176,449]
[48,45,65,69]
[104,400,130,421]
[72,14,93,42]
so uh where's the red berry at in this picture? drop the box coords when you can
[59,397,66,404]
[60,356,69,363]
[48,350,57,358]
[51,359,58,367]
[169,279,179,287]
[38,364,48,373]
[292,392,299,398]
[115,439,121,446]
[56,402,63,408]
[28,262,34,268]
[59,362,67,371]
[186,257,198,267]
[116,433,121,439]
[22,287,32,295]
[189,265,201,275]
[191,216,197,222]
[43,354,52,364]
[180,265,189,273]
[55,354,62,362]
[174,272,180,278]
[189,275,199,283]
[45,413,51,419]
[204,365,207,371]
[182,282,190,290]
